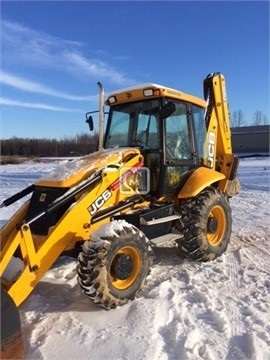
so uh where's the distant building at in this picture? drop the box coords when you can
[231,125,269,155]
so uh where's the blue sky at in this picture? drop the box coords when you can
[1,1,269,139]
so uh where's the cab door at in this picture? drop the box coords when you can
[160,101,197,196]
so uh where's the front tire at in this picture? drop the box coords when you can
[177,187,232,261]
[77,220,152,309]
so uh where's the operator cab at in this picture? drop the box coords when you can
[103,97,206,197]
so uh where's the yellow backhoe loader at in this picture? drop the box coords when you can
[0,73,239,358]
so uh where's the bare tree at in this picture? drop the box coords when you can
[263,114,269,125]
[231,110,245,127]
[252,110,268,125]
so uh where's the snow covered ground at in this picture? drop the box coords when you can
[0,157,270,360]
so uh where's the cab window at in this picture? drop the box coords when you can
[192,105,206,163]
[165,102,191,161]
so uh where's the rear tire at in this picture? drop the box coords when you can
[177,187,232,261]
[77,220,152,309]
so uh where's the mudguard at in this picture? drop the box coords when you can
[178,167,225,198]
[1,286,24,359]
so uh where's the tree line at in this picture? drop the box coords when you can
[1,133,99,157]
[231,110,269,127]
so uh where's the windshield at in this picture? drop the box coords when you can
[104,99,160,149]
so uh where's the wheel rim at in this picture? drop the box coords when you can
[207,205,226,246]
[110,246,141,290]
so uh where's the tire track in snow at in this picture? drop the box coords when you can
[235,233,270,352]
[144,253,229,359]
[235,233,270,276]
[222,249,254,359]
[222,231,270,359]
[149,243,265,360]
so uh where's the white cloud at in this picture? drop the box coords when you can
[0,97,82,112]
[2,20,133,85]
[64,52,130,84]
[1,72,96,101]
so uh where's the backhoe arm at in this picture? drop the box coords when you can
[204,73,232,156]
[203,73,239,193]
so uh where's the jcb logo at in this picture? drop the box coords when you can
[208,131,216,168]
[89,189,112,215]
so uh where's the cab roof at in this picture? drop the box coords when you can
[106,83,206,108]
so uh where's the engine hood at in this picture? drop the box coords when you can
[35,147,141,188]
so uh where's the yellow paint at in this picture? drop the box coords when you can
[1,148,147,306]
[178,167,225,198]
[1,74,238,308]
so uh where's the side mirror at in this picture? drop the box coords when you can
[159,101,176,119]
[85,115,94,131]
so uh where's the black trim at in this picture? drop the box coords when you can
[114,202,175,239]
[91,196,143,224]
[21,170,103,234]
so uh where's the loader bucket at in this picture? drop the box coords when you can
[1,286,24,359]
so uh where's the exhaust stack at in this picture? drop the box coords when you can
[97,82,104,150]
